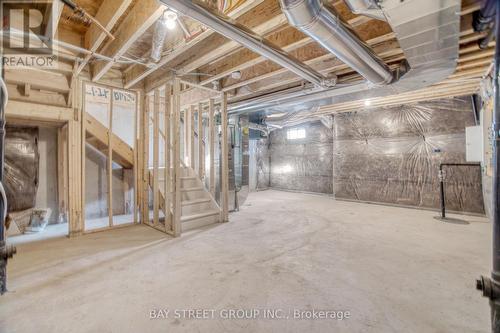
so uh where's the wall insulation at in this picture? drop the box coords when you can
[333,97,483,213]
[265,96,484,214]
[5,126,39,212]
[249,138,270,191]
[269,121,333,194]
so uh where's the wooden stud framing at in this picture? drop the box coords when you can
[220,93,229,222]
[133,91,140,224]
[57,124,69,225]
[68,77,83,237]
[153,88,160,226]
[190,105,196,169]
[208,98,216,197]
[80,81,87,232]
[184,105,195,168]
[183,108,188,166]
[143,94,151,224]
[164,84,172,231]
[172,78,182,236]
[198,102,204,178]
[107,87,114,227]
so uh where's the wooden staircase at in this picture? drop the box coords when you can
[151,167,221,232]
[84,108,221,233]
[85,113,134,168]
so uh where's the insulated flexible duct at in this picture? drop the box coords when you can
[151,15,170,62]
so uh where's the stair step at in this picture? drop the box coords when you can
[180,176,197,180]
[181,187,204,192]
[181,209,220,222]
[182,198,211,206]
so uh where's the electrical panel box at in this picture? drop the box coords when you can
[466,125,483,163]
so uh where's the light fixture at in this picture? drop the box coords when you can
[231,71,242,80]
[163,10,178,30]
[364,99,372,107]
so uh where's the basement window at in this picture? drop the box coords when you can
[287,128,306,140]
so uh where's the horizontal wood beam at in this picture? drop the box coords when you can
[6,100,73,123]
[141,0,287,90]
[91,0,164,82]
[198,12,392,87]
[6,83,68,107]
[76,0,133,76]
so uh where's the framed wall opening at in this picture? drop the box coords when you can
[82,82,139,233]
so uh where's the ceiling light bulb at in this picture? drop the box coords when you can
[165,19,176,30]
[231,71,242,79]
[364,100,372,107]
[163,10,178,30]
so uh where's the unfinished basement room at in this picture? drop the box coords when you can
[1,0,500,331]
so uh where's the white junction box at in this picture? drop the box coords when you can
[465,125,483,163]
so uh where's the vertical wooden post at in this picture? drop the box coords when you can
[137,90,145,224]
[221,93,229,222]
[209,98,215,197]
[80,83,87,231]
[164,84,172,231]
[68,78,83,236]
[133,90,139,224]
[68,120,79,235]
[190,105,195,169]
[57,124,69,224]
[77,78,83,234]
[172,78,182,236]
[153,89,160,226]
[142,94,150,224]
[108,88,114,227]
[184,107,189,166]
[198,102,204,178]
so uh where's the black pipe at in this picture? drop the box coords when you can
[493,0,500,288]
[477,1,500,332]
[0,60,5,295]
[438,163,481,220]
[472,94,481,125]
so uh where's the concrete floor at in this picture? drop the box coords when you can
[0,190,492,332]
[7,214,135,246]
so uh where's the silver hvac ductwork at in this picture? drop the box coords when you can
[151,15,169,62]
[344,0,386,21]
[279,0,393,85]
[157,0,336,88]
[229,0,461,114]
[265,111,332,129]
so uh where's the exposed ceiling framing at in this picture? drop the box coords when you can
[3,0,492,114]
